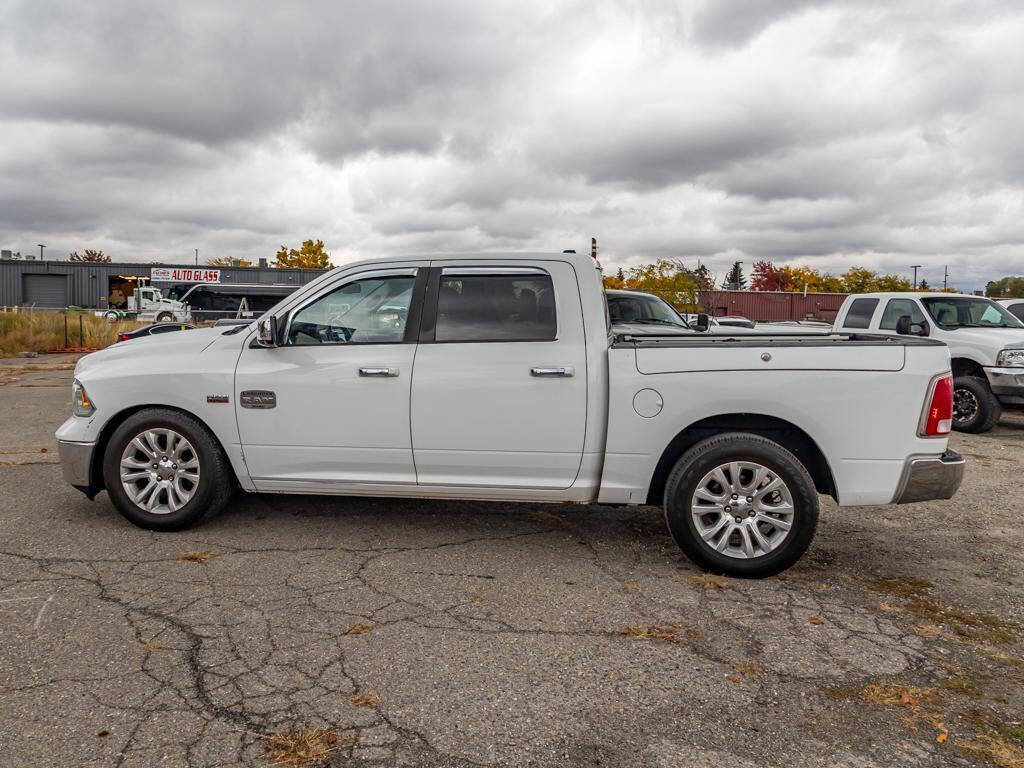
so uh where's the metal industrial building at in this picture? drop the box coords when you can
[0,257,329,309]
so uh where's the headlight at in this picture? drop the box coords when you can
[996,348,1024,367]
[72,379,95,417]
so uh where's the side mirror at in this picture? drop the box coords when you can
[695,313,710,332]
[895,315,930,337]
[256,316,279,347]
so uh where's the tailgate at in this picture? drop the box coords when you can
[636,342,905,374]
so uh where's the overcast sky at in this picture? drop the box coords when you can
[2,0,1022,290]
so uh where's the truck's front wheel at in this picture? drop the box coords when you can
[156,312,174,322]
[102,408,233,531]
[663,433,819,578]
[952,376,1001,433]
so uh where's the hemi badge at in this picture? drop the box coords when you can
[207,395,229,404]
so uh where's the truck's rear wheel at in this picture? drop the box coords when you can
[156,312,174,322]
[663,433,819,578]
[952,376,1000,433]
[102,408,233,531]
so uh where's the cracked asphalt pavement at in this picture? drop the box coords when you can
[1,357,1023,767]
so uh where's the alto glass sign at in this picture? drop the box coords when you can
[150,267,221,283]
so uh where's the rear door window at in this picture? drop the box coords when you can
[1008,303,1024,322]
[842,298,879,329]
[435,269,556,342]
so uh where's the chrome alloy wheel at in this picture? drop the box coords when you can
[952,386,979,425]
[120,429,200,514]
[690,461,795,559]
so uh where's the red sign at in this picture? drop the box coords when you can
[150,267,221,283]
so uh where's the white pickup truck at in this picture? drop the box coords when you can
[57,252,964,577]
[833,292,1024,433]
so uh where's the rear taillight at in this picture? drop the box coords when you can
[920,374,953,437]
[116,333,129,342]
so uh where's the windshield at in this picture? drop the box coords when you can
[922,297,1024,329]
[607,293,687,327]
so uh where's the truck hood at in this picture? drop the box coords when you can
[941,327,1024,354]
[76,327,228,375]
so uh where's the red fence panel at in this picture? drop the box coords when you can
[697,290,848,322]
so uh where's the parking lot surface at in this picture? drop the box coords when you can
[1,358,1022,767]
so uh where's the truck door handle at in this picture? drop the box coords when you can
[359,367,399,377]
[531,366,574,377]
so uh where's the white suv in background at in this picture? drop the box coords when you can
[834,293,1024,433]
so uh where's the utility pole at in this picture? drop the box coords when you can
[195,248,199,265]
[911,265,922,289]
[943,266,948,291]
[37,243,46,260]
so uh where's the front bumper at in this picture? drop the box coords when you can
[984,366,1024,406]
[57,439,98,498]
[892,450,965,504]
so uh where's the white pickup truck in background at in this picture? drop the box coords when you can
[58,252,964,577]
[833,292,1024,433]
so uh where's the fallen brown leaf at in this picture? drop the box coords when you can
[142,641,164,650]
[176,551,219,564]
[345,624,374,636]
[809,616,823,625]
[727,673,742,684]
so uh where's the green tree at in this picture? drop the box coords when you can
[872,273,913,291]
[986,276,1024,297]
[69,249,111,263]
[275,239,331,269]
[692,262,715,291]
[614,259,700,310]
[721,261,747,290]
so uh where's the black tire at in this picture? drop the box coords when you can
[663,433,819,578]
[952,376,1001,433]
[156,312,174,322]
[102,408,233,531]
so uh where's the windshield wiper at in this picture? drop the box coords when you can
[222,323,250,335]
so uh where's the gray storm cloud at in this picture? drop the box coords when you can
[0,0,1022,289]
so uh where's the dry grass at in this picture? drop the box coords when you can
[176,551,220,564]
[348,692,380,708]
[957,734,1024,768]
[869,576,934,599]
[868,577,1018,645]
[619,622,700,644]
[827,682,941,714]
[0,309,142,355]
[900,597,1018,644]
[263,728,352,766]
[861,683,941,711]
[689,573,730,590]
